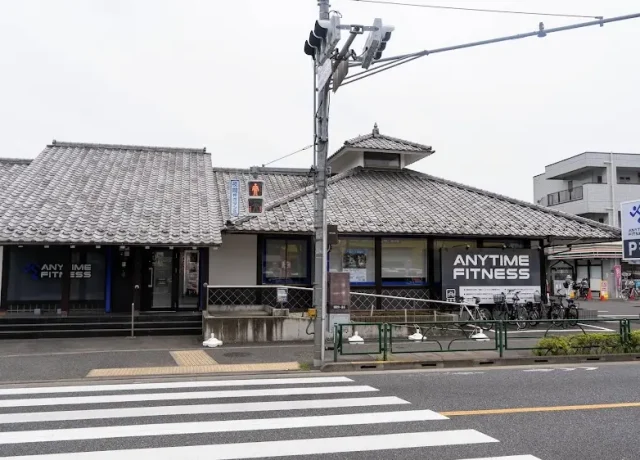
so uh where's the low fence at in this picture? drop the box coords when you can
[206,285,450,312]
[332,317,640,362]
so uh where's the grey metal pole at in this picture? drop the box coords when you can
[313,0,331,368]
[130,302,135,338]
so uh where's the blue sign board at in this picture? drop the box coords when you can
[230,179,240,218]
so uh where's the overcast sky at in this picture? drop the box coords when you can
[1,0,638,202]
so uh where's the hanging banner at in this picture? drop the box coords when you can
[614,265,622,292]
[441,248,542,303]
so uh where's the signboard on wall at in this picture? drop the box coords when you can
[441,248,541,303]
[621,200,640,260]
[229,179,240,218]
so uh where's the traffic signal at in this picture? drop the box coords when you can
[247,180,264,215]
[303,16,341,64]
[361,19,394,69]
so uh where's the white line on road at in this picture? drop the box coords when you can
[0,410,448,445]
[0,396,408,424]
[0,385,378,408]
[5,430,498,459]
[0,376,353,396]
[458,456,541,460]
[577,323,615,332]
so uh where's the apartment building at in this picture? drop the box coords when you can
[534,151,640,227]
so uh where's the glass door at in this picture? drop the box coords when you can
[149,250,173,309]
[179,249,200,309]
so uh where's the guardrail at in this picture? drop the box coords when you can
[332,317,640,362]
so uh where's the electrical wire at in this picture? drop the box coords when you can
[345,0,603,20]
[339,13,640,88]
[261,144,314,167]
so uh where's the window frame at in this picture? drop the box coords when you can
[262,237,311,285]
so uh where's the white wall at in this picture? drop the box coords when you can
[328,152,363,174]
[209,234,257,285]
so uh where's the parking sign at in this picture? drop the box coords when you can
[621,200,640,260]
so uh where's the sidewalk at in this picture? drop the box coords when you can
[0,336,313,383]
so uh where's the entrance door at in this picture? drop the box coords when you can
[147,250,174,309]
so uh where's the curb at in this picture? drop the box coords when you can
[320,353,640,372]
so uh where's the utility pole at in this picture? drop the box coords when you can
[312,0,331,368]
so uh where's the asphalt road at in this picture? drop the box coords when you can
[0,362,638,459]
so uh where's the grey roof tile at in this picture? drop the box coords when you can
[0,142,221,245]
[0,158,31,200]
[229,167,620,241]
[343,133,433,153]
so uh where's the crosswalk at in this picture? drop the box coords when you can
[0,375,542,459]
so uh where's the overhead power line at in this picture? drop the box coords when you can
[346,0,603,20]
[261,144,314,167]
[340,12,640,88]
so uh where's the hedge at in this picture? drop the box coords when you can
[533,331,640,356]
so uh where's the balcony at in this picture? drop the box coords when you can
[547,186,583,206]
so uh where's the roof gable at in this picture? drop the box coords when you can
[229,167,620,242]
[0,142,221,245]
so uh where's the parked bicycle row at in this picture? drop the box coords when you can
[451,289,579,331]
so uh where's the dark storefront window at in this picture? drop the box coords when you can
[381,238,427,285]
[5,246,66,301]
[70,249,106,301]
[179,249,200,308]
[263,239,309,284]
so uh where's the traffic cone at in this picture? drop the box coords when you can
[600,290,608,301]
[586,289,592,301]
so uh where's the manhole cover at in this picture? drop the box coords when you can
[223,352,251,358]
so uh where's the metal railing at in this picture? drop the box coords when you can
[332,317,640,361]
[547,185,583,206]
[206,285,451,312]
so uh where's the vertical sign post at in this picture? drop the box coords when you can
[229,179,240,218]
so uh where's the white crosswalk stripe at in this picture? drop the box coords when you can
[0,375,543,459]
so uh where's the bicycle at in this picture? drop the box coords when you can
[549,295,579,328]
[621,279,640,301]
[455,296,492,330]
[493,290,528,330]
[524,291,543,327]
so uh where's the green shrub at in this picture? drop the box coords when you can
[533,337,570,356]
[568,333,622,355]
[625,330,640,353]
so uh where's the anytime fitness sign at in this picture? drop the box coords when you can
[24,263,92,280]
[441,248,541,304]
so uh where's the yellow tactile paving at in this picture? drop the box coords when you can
[86,362,301,377]
[170,350,218,366]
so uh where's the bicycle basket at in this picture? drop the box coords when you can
[493,293,506,303]
[534,293,542,303]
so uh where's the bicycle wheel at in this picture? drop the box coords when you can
[566,307,579,327]
[477,307,493,330]
[550,306,563,327]
[528,309,539,327]
[515,306,528,330]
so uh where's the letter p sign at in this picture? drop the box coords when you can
[624,239,640,259]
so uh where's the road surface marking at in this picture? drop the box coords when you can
[170,350,218,366]
[459,456,541,460]
[578,322,615,332]
[441,401,640,417]
[0,410,448,444]
[0,376,353,396]
[0,385,378,408]
[2,430,498,459]
[86,362,300,377]
[0,396,408,424]
[523,367,597,373]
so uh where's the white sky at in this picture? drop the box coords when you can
[0,0,638,202]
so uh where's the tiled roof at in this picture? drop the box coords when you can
[0,158,31,195]
[212,167,313,223]
[0,142,222,245]
[342,133,434,153]
[229,167,620,241]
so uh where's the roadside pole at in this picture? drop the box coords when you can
[313,0,331,368]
